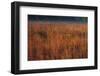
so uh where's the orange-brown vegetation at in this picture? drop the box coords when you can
[28,21,88,60]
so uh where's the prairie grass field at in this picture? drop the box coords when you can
[28,21,88,61]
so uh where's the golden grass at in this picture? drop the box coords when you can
[28,21,88,60]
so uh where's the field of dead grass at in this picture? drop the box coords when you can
[28,21,88,60]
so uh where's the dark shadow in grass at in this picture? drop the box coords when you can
[37,31,48,39]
